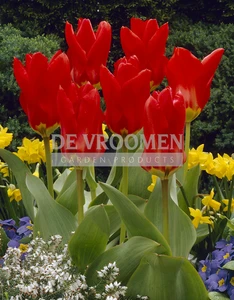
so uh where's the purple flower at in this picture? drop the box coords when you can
[205,269,228,292]
[8,239,20,248]
[212,244,234,266]
[199,259,219,281]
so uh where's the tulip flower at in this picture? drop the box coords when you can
[120,18,169,89]
[57,82,105,155]
[65,19,111,87]
[166,47,224,122]
[141,87,186,179]
[13,51,71,137]
[100,55,151,135]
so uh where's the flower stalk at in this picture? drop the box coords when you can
[43,136,54,198]
[76,167,85,224]
[161,178,169,243]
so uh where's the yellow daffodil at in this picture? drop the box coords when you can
[147,175,157,192]
[33,163,40,177]
[14,137,52,164]
[0,125,13,148]
[202,188,221,211]
[205,153,234,180]
[0,160,9,177]
[188,144,213,171]
[189,207,213,228]
[222,198,234,212]
[7,184,22,202]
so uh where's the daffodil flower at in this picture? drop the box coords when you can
[202,188,221,211]
[222,198,234,212]
[189,207,213,228]
[0,125,13,148]
[7,184,22,202]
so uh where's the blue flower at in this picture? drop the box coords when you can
[205,269,228,292]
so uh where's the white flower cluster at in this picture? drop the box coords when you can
[0,235,148,300]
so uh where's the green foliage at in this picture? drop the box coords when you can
[0,24,61,149]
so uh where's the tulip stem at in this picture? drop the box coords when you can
[43,136,54,198]
[161,178,169,243]
[76,167,85,224]
[120,140,128,244]
[183,121,191,182]
[90,164,97,201]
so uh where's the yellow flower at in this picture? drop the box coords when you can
[0,160,9,177]
[102,124,109,141]
[188,144,213,171]
[206,153,234,180]
[222,198,234,212]
[0,125,13,148]
[33,163,40,177]
[19,244,29,253]
[202,188,221,211]
[7,184,22,202]
[147,175,157,192]
[15,137,52,164]
[189,207,213,228]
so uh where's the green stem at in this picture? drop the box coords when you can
[161,178,169,243]
[212,175,223,202]
[76,168,85,224]
[183,122,191,182]
[176,178,190,208]
[43,136,54,198]
[227,176,234,219]
[120,140,128,244]
[90,164,97,201]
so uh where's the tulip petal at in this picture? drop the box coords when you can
[86,21,112,83]
[131,18,159,41]
[120,27,146,64]
[201,48,224,85]
[76,19,96,53]
[147,22,169,57]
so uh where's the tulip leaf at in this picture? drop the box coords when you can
[104,205,121,236]
[86,236,160,285]
[196,224,209,244]
[127,253,208,300]
[145,178,196,257]
[208,292,229,299]
[128,166,152,199]
[99,182,171,255]
[26,173,77,243]
[177,165,200,214]
[223,260,234,270]
[53,168,71,194]
[68,205,110,273]
[0,149,35,221]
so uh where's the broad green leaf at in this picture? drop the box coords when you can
[0,149,35,220]
[208,292,229,299]
[127,253,208,300]
[99,182,171,255]
[145,179,196,257]
[223,260,234,270]
[104,205,121,236]
[26,173,77,243]
[85,165,98,191]
[69,205,110,272]
[128,166,152,199]
[177,164,200,214]
[196,224,209,244]
[128,194,147,212]
[86,236,160,285]
[53,168,71,194]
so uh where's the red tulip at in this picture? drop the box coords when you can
[13,51,71,137]
[120,18,169,89]
[100,55,151,135]
[57,82,105,155]
[65,19,112,87]
[166,47,224,122]
[141,87,186,179]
